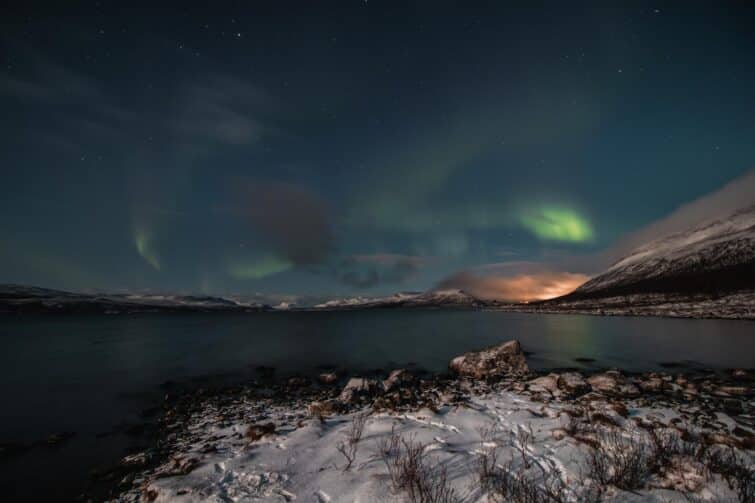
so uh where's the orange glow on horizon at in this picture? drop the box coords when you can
[442,271,589,302]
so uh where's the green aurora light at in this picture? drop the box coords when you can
[227,256,291,280]
[520,207,594,243]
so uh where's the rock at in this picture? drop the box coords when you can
[618,383,640,397]
[715,385,749,397]
[174,456,199,475]
[639,376,665,393]
[586,371,639,397]
[587,373,619,393]
[528,374,560,394]
[121,451,154,467]
[557,372,590,396]
[338,378,380,403]
[731,369,753,381]
[246,422,275,442]
[318,372,338,385]
[703,432,742,449]
[551,428,568,440]
[308,401,335,421]
[609,402,629,418]
[383,369,414,392]
[448,340,529,379]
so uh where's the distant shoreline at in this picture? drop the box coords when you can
[3,283,754,320]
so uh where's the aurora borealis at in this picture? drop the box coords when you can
[1,2,755,301]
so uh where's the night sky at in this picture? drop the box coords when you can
[2,2,754,302]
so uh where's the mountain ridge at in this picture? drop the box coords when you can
[563,204,755,300]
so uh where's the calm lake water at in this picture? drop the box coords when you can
[1,310,753,499]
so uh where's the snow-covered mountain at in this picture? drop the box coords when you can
[569,205,755,299]
[0,285,270,314]
[313,289,491,310]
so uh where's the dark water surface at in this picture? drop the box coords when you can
[1,311,753,500]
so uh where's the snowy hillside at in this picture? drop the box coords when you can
[572,205,755,298]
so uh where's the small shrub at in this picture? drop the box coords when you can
[704,447,754,503]
[336,411,368,471]
[379,428,459,503]
[584,428,653,490]
[476,428,565,503]
[479,457,566,503]
[514,427,534,469]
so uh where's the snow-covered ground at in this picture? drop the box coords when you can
[112,373,753,502]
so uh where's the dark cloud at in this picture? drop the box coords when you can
[336,254,429,289]
[242,182,334,266]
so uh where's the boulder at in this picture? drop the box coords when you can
[639,376,665,393]
[551,428,568,440]
[731,369,753,381]
[587,371,640,397]
[715,385,749,397]
[338,378,380,403]
[308,400,336,421]
[448,340,529,379]
[246,422,275,442]
[557,372,590,396]
[383,369,414,392]
[528,374,560,394]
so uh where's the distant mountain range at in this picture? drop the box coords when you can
[0,285,270,314]
[0,285,496,314]
[2,206,753,318]
[312,289,495,310]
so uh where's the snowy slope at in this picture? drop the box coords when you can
[572,205,755,298]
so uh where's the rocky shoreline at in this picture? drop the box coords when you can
[98,341,754,502]
[505,290,755,320]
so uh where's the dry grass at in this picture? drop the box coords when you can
[476,427,566,503]
[336,411,368,471]
[378,425,459,503]
[584,428,654,490]
[704,446,754,503]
